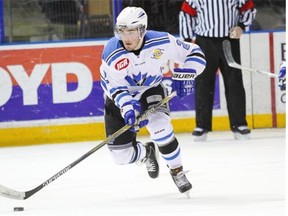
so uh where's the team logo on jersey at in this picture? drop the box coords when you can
[115,58,129,71]
[125,72,162,86]
[151,49,164,59]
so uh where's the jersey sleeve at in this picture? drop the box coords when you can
[238,0,257,29]
[179,0,197,40]
[167,34,206,76]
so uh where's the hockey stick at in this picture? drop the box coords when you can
[222,40,278,78]
[0,91,177,200]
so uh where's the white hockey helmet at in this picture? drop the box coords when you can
[115,7,148,39]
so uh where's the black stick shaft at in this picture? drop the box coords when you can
[0,92,176,200]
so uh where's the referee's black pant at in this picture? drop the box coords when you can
[194,36,248,131]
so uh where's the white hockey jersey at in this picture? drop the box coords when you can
[100,30,206,109]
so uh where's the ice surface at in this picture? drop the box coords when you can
[0,128,285,216]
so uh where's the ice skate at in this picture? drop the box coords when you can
[170,166,192,197]
[232,126,251,140]
[192,127,208,142]
[142,142,159,179]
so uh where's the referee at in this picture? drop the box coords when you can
[179,0,257,141]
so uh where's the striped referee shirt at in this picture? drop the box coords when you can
[179,0,257,39]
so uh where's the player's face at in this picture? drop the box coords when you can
[118,28,140,51]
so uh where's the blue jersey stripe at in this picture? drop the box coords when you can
[103,31,171,66]
[143,38,170,50]
[185,57,206,65]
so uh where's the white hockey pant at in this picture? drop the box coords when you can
[108,142,146,165]
[146,112,182,169]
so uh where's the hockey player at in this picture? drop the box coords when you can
[100,7,206,195]
[278,62,286,90]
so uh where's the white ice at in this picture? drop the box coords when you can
[0,128,286,216]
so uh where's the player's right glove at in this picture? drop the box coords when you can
[172,68,197,99]
[120,100,149,132]
[278,62,286,91]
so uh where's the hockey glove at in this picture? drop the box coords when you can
[121,100,149,132]
[172,68,197,99]
[278,63,286,90]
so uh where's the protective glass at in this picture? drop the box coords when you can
[115,25,146,40]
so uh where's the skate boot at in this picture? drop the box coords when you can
[170,166,192,196]
[232,125,251,140]
[143,142,159,179]
[192,127,208,142]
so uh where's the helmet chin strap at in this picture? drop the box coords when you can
[133,28,146,50]
[133,37,144,51]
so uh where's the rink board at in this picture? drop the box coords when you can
[0,32,286,146]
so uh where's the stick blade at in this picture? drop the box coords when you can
[222,40,235,65]
[0,184,25,200]
[223,40,247,70]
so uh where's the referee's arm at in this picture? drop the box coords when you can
[237,0,257,30]
[179,0,197,42]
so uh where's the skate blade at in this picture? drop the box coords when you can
[184,190,191,199]
[233,133,250,140]
[193,133,207,142]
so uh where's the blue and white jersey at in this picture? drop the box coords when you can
[100,30,206,109]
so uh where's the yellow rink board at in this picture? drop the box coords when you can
[0,113,285,147]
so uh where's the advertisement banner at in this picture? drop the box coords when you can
[0,42,220,124]
[0,44,103,122]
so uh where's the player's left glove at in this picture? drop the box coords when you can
[120,100,149,132]
[172,68,197,99]
[278,62,286,91]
